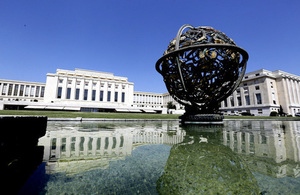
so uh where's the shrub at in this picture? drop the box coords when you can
[270,111,278,116]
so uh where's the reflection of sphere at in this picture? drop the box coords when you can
[157,141,259,194]
[156,25,248,113]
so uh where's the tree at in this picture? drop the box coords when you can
[167,101,176,110]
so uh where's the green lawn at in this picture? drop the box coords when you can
[1,110,300,120]
[0,110,181,119]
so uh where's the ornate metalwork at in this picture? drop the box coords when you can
[156,24,249,118]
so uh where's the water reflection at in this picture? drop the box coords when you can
[27,120,300,194]
[38,121,185,175]
[157,125,260,194]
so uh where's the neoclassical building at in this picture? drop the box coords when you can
[0,69,167,113]
[220,69,300,116]
[1,68,300,116]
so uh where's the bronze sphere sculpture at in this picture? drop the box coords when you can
[156,24,249,123]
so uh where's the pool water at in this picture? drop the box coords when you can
[20,120,300,194]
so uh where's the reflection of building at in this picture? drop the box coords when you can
[220,69,300,116]
[38,122,185,175]
[222,120,300,178]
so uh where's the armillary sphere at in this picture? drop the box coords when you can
[156,24,249,115]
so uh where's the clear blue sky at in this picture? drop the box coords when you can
[0,0,299,93]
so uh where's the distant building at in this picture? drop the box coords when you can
[1,68,300,116]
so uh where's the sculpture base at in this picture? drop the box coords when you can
[180,114,224,124]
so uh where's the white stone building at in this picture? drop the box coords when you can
[0,79,45,110]
[1,68,300,116]
[220,69,300,116]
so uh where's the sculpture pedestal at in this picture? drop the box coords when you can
[180,114,224,124]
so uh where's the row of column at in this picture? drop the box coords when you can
[0,82,45,98]
[134,94,163,104]
[283,77,300,105]
[56,77,128,103]
[42,135,132,161]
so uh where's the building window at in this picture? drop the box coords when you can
[258,109,263,114]
[57,87,62,98]
[255,86,260,90]
[107,91,111,102]
[13,84,19,96]
[230,96,234,107]
[59,79,63,83]
[84,89,88,100]
[122,92,125,102]
[92,90,96,101]
[2,83,7,95]
[75,89,80,100]
[245,76,248,79]
[8,84,13,96]
[100,90,104,101]
[115,92,118,102]
[66,88,71,99]
[237,96,242,106]
[35,86,40,97]
[256,93,262,104]
[24,85,30,96]
[273,100,277,104]
[245,95,250,105]
[223,100,228,107]
[255,73,260,76]
[19,85,24,96]
[40,86,45,97]
[30,86,35,97]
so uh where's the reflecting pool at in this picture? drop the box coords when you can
[20,120,300,194]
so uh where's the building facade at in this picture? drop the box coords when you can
[220,69,300,116]
[0,79,45,110]
[1,68,300,116]
[43,69,134,112]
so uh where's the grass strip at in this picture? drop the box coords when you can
[1,110,300,120]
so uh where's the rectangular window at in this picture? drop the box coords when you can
[66,88,71,99]
[258,109,263,114]
[24,85,30,96]
[84,89,88,100]
[30,86,35,97]
[237,96,242,106]
[75,89,80,100]
[115,92,118,102]
[57,87,62,98]
[256,93,262,104]
[224,99,228,107]
[19,85,24,96]
[2,83,7,95]
[8,84,13,95]
[230,96,234,107]
[40,86,45,97]
[13,84,19,96]
[107,91,111,102]
[255,86,260,90]
[245,95,250,105]
[100,90,104,101]
[122,92,125,102]
[92,90,96,101]
[35,86,40,97]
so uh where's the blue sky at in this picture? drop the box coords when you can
[0,0,299,93]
